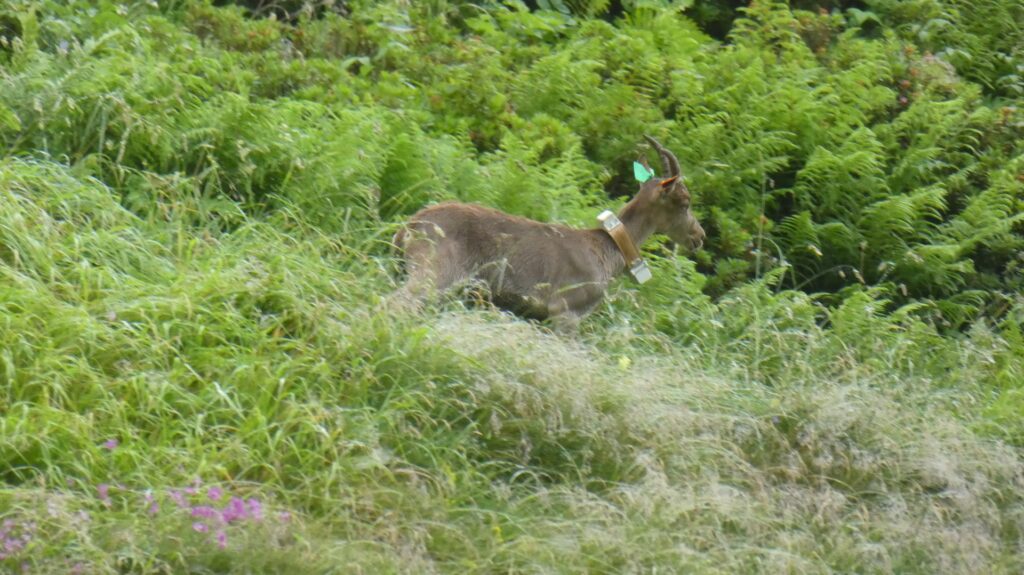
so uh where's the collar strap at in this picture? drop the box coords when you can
[597,210,652,283]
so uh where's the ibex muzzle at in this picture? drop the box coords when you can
[392,136,705,331]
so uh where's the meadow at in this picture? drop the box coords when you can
[1,0,1023,572]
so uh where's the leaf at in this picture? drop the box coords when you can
[0,104,20,132]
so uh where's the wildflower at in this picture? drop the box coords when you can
[97,484,111,504]
[216,530,227,549]
[144,491,159,516]
[184,477,202,496]
[246,498,263,521]
[207,486,223,502]
[168,489,187,508]
[191,505,217,520]
[221,497,247,523]
[102,438,119,450]
[192,522,208,533]
[277,511,292,523]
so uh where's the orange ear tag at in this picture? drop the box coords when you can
[659,176,679,187]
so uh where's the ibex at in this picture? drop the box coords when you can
[392,136,705,331]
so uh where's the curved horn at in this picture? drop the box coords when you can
[643,135,681,178]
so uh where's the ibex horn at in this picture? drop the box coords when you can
[643,135,681,178]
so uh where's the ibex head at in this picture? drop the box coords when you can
[637,135,705,251]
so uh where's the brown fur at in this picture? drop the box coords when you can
[391,137,705,331]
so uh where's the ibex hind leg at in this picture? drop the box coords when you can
[386,258,466,314]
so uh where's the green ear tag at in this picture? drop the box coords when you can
[633,161,655,182]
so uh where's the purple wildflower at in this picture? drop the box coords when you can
[97,483,111,504]
[246,498,263,521]
[207,486,223,502]
[168,489,187,508]
[192,521,208,533]
[191,505,217,520]
[102,438,119,450]
[221,497,247,524]
[216,530,227,549]
[278,511,292,523]
[144,492,160,516]
[184,477,202,496]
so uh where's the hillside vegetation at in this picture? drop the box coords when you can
[1,0,1023,573]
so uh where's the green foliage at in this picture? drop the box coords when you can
[2,0,1024,572]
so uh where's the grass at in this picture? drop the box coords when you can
[2,1,1023,572]
[1,157,1022,573]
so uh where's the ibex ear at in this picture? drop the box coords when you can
[655,176,680,201]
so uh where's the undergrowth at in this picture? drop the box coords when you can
[1,1,1023,573]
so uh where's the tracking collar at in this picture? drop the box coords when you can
[597,210,651,283]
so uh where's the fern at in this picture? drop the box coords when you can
[793,128,889,219]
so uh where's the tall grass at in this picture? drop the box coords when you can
[0,156,1021,572]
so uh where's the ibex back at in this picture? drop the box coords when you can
[392,136,705,331]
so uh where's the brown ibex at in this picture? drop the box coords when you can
[392,136,705,331]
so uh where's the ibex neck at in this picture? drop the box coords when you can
[617,199,658,249]
[593,198,658,279]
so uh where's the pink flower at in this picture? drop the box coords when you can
[168,489,187,508]
[216,530,227,549]
[221,497,247,523]
[192,522,208,533]
[144,493,160,516]
[207,486,223,502]
[191,505,217,519]
[184,477,202,496]
[277,511,292,523]
[102,439,119,450]
[246,498,263,521]
[97,484,111,504]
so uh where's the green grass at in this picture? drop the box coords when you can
[1,156,1022,573]
[1,1,1023,573]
